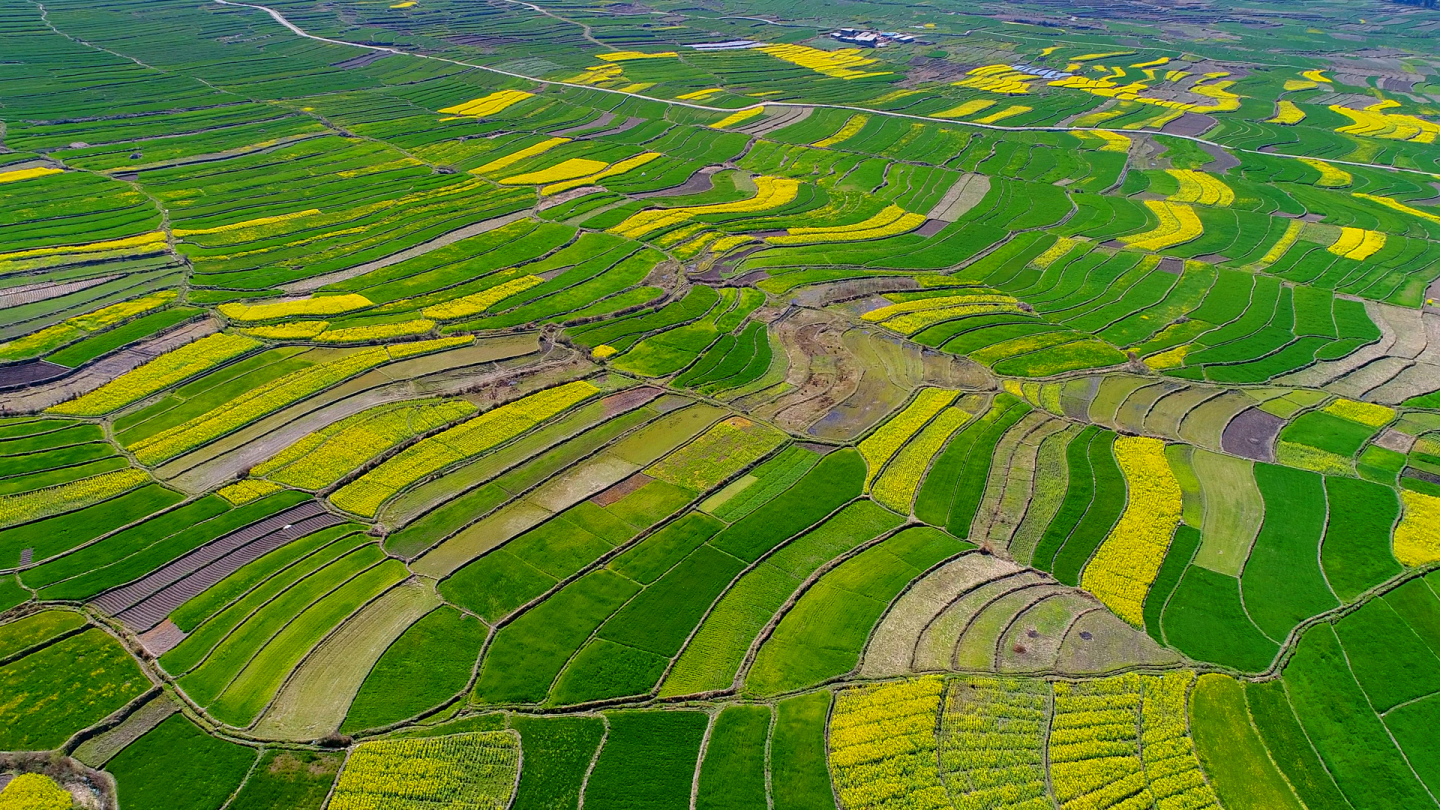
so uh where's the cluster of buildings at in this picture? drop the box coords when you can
[830,28,917,47]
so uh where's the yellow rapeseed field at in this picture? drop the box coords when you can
[768,204,926,245]
[422,275,543,320]
[974,105,1032,124]
[330,381,599,516]
[1327,226,1387,261]
[437,89,534,117]
[830,677,951,810]
[0,166,63,183]
[711,106,765,129]
[598,51,677,61]
[1298,157,1351,187]
[312,319,435,344]
[1080,436,1181,625]
[50,332,261,416]
[955,64,1034,94]
[1330,104,1440,144]
[470,137,570,175]
[1268,100,1306,124]
[0,468,151,529]
[217,479,284,505]
[500,158,609,186]
[934,99,995,119]
[241,321,329,340]
[859,389,958,487]
[542,152,661,195]
[1322,397,1395,426]
[1123,200,1203,251]
[608,175,799,239]
[173,209,320,238]
[1395,489,1440,566]
[219,293,373,323]
[759,44,890,79]
[1165,169,1235,207]
[813,114,870,148]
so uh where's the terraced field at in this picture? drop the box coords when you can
[3,0,1440,807]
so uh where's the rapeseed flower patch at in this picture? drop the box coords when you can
[812,114,870,148]
[872,407,970,512]
[500,158,609,186]
[830,677,951,810]
[608,175,799,239]
[1353,192,1440,225]
[1330,104,1440,144]
[711,106,765,129]
[217,479,284,505]
[438,90,534,117]
[768,204,926,245]
[1165,169,1235,207]
[0,468,150,528]
[1395,489,1440,566]
[1322,397,1394,426]
[255,398,476,490]
[1122,200,1203,251]
[0,291,178,361]
[173,209,320,238]
[470,137,570,175]
[541,152,661,195]
[313,319,435,344]
[860,388,958,487]
[1327,226,1387,261]
[220,294,372,323]
[934,99,995,118]
[330,732,520,810]
[1080,436,1181,625]
[1298,157,1351,187]
[1268,100,1306,124]
[50,332,261,416]
[598,51,677,61]
[974,105,1032,123]
[129,348,393,464]
[0,166,63,183]
[240,321,329,340]
[330,381,599,516]
[422,275,543,320]
[758,44,889,79]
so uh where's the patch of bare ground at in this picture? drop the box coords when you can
[926,173,991,222]
[1220,407,1284,462]
[754,309,859,434]
[790,277,920,308]
[634,165,721,199]
[590,472,653,507]
[553,110,615,137]
[0,360,69,390]
[580,115,646,139]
